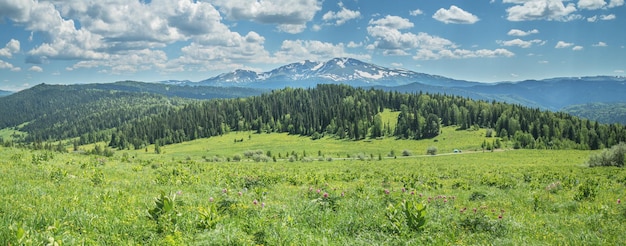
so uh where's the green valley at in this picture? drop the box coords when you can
[1,127,624,245]
[1,83,625,245]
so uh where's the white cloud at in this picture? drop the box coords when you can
[28,66,43,72]
[505,0,579,21]
[614,69,625,73]
[555,41,574,48]
[368,15,414,29]
[601,14,616,20]
[274,40,370,62]
[212,0,321,33]
[276,24,308,34]
[0,39,20,58]
[593,41,608,47]
[71,49,170,74]
[578,0,607,10]
[538,60,549,64]
[572,45,584,51]
[366,15,512,60]
[322,5,361,25]
[608,0,625,7]
[498,39,545,48]
[391,62,403,67]
[347,41,362,48]
[588,14,616,22]
[432,5,479,24]
[0,0,282,75]
[414,48,514,60]
[507,29,539,36]
[367,16,455,55]
[409,9,423,16]
[0,60,20,71]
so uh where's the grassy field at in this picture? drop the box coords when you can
[1,127,625,245]
[131,126,492,162]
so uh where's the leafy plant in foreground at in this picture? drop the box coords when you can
[147,192,183,233]
[385,200,427,233]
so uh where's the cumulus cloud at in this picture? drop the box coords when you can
[587,14,616,22]
[498,39,545,48]
[414,48,514,60]
[28,66,43,72]
[507,29,539,36]
[578,0,607,10]
[409,9,423,16]
[0,39,20,58]
[555,41,574,48]
[593,41,608,47]
[367,16,454,55]
[212,0,321,33]
[505,0,580,21]
[0,0,279,74]
[608,0,625,7]
[572,45,584,51]
[366,15,513,60]
[322,4,361,26]
[369,15,414,29]
[432,5,480,24]
[0,60,20,71]
[274,40,370,62]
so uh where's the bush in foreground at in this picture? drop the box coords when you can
[588,142,626,167]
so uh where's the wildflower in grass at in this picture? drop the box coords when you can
[384,189,390,194]
[238,191,242,196]
[402,187,406,193]
[262,202,265,208]
[309,187,313,192]
[419,193,423,197]
[410,191,415,195]
[473,208,477,213]
[323,193,329,198]
[253,199,258,205]
[316,189,321,194]
[444,199,448,203]
[341,192,345,197]
[222,188,228,194]
[176,190,183,196]
[209,197,214,202]
[498,214,503,219]
[618,199,621,204]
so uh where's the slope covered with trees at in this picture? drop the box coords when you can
[0,84,192,143]
[110,84,626,150]
[562,102,626,125]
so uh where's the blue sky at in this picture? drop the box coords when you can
[0,0,624,91]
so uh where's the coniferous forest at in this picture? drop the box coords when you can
[103,84,626,151]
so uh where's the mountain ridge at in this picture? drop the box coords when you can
[164,57,480,88]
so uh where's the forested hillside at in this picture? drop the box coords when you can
[0,84,192,143]
[110,84,626,151]
[81,81,267,99]
[563,102,626,125]
[0,90,11,97]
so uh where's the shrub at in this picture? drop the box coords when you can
[588,142,626,167]
[426,146,437,155]
[402,149,412,156]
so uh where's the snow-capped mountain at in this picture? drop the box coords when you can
[169,58,477,88]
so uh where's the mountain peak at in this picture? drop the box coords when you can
[189,57,475,88]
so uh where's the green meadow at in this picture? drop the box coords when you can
[1,126,625,245]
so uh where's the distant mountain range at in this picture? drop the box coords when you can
[162,57,626,113]
[0,89,12,97]
[163,57,479,88]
